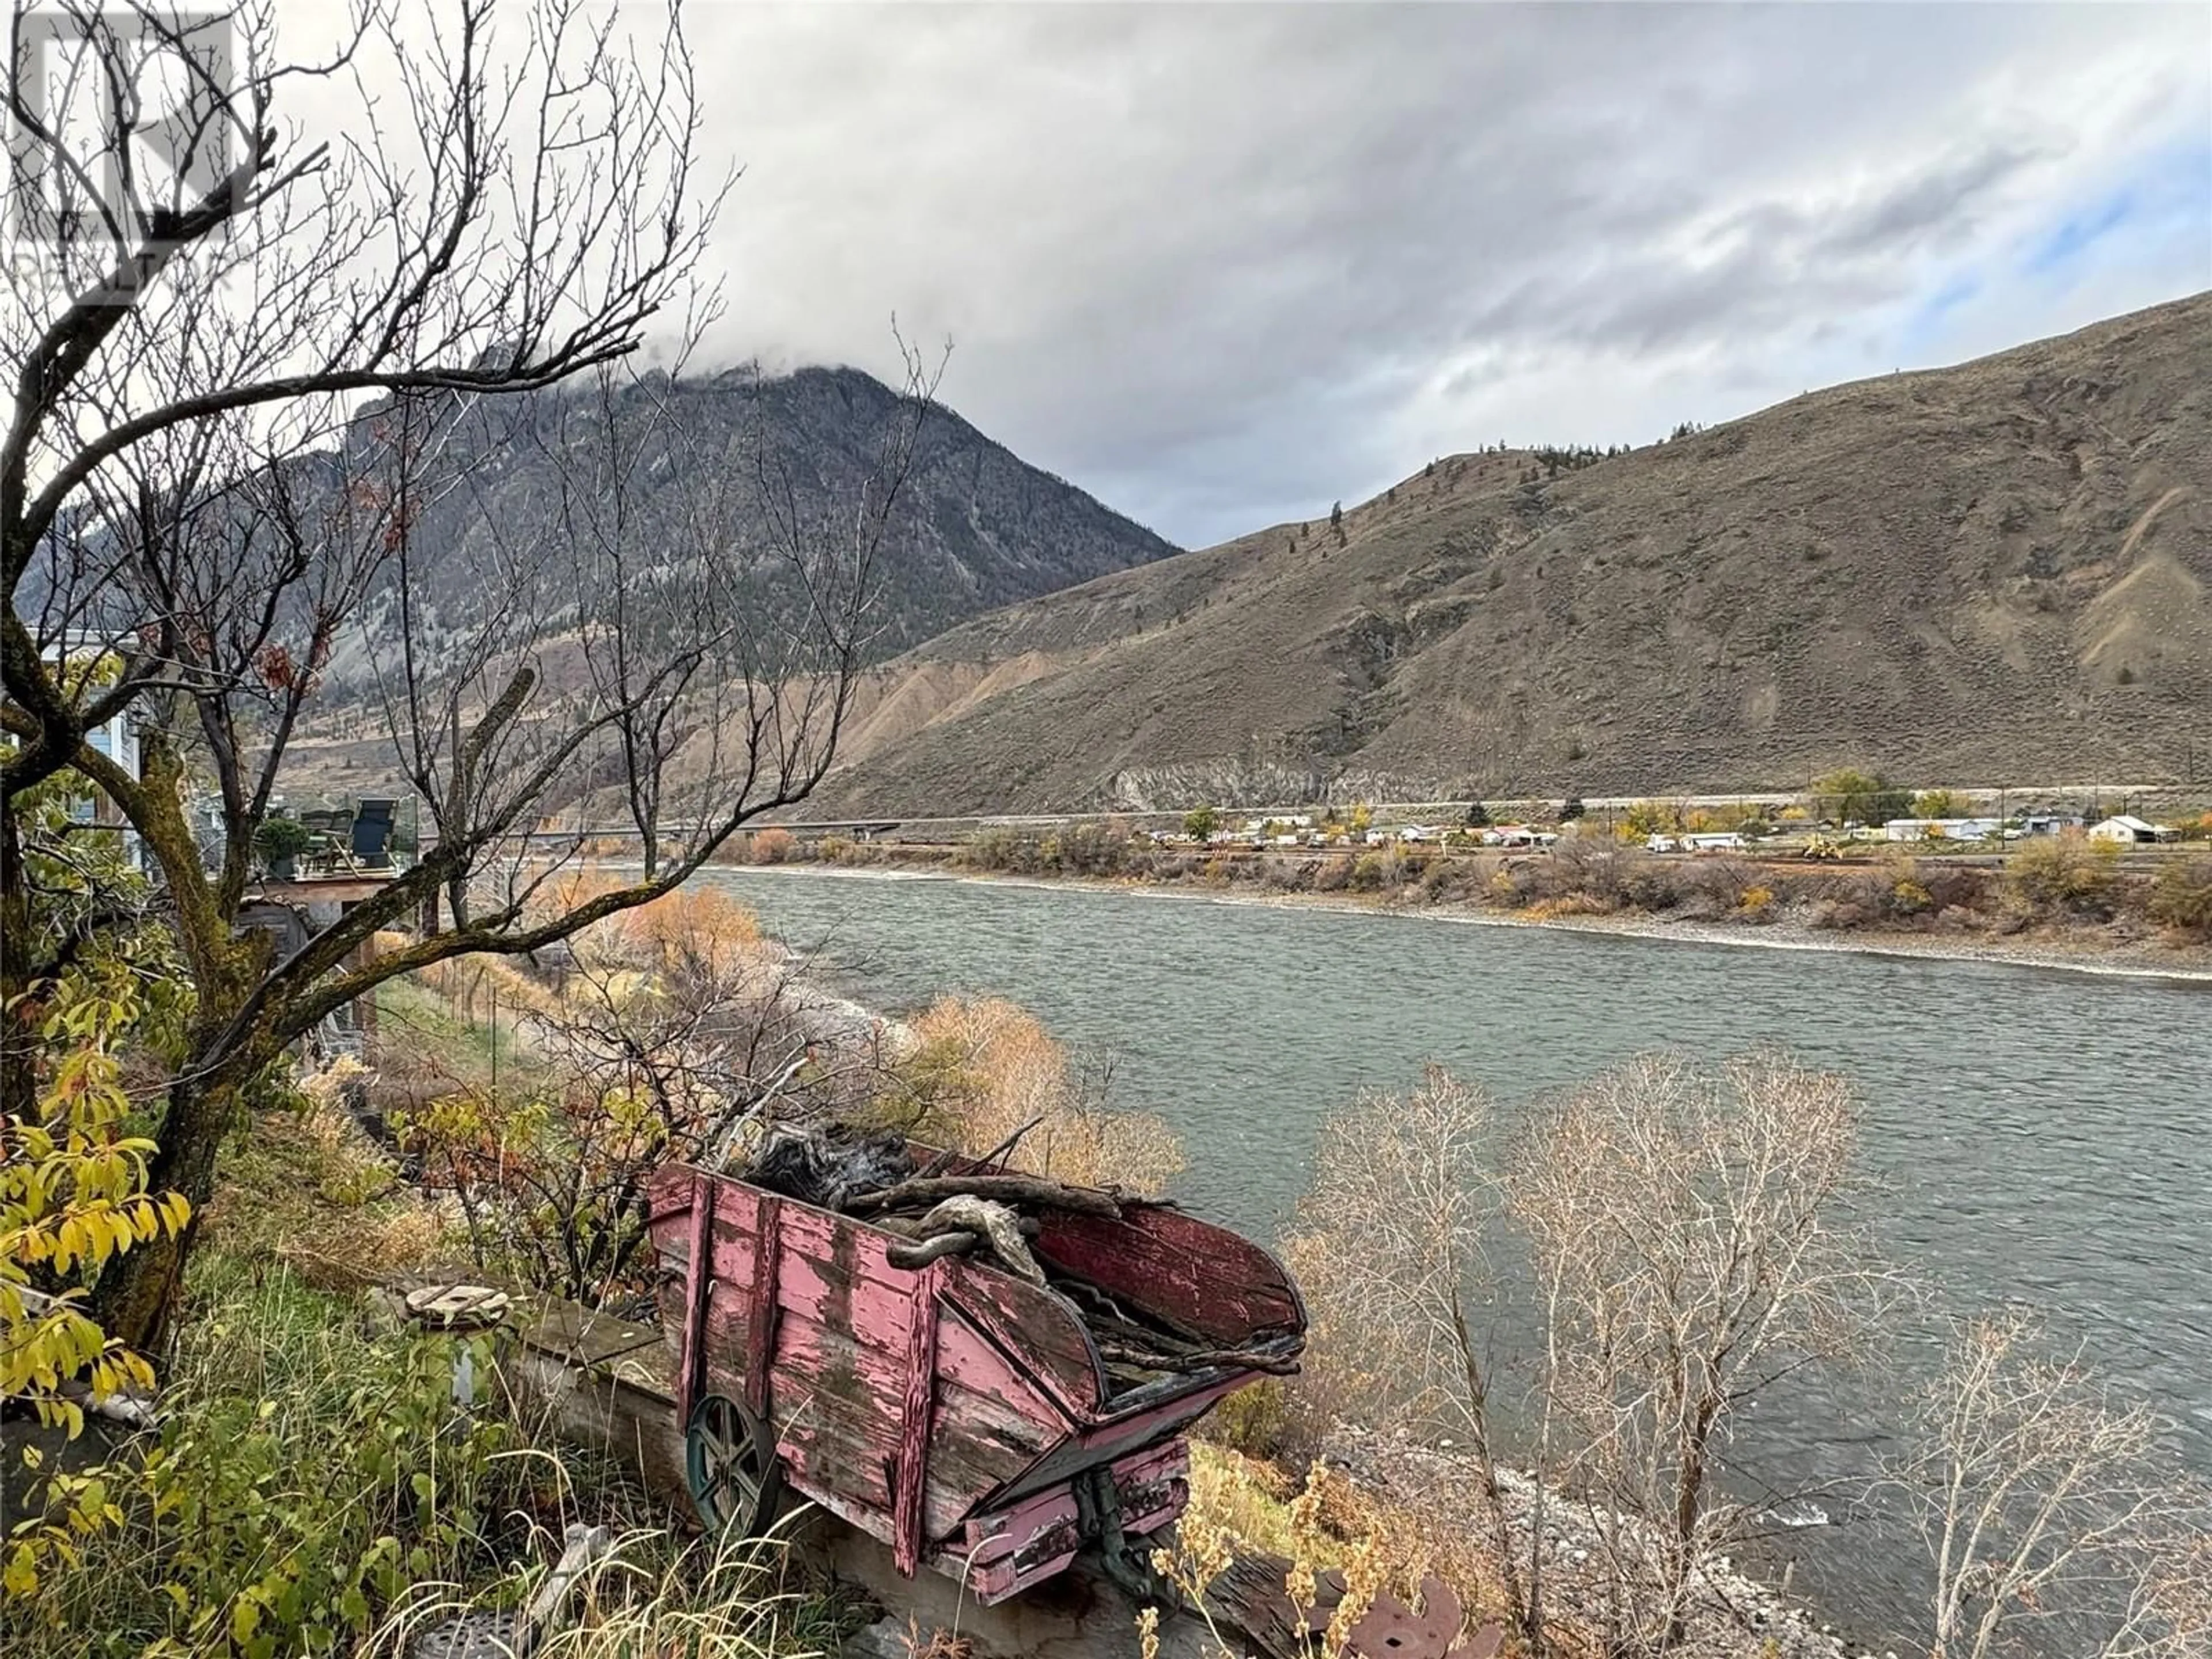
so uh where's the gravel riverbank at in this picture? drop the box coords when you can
[1331,1430,1900,1659]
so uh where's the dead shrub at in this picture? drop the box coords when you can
[1919,861,1994,912]
[1542,829,1660,911]
[747,825,797,865]
[1419,855,1470,902]
[1676,855,1758,916]
[211,1068,448,1290]
[881,997,1184,1196]
[1282,1067,1537,1642]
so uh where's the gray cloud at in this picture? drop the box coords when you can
[683,3,2212,546]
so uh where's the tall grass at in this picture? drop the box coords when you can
[368,1528,838,1658]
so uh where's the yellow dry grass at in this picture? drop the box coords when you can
[891,996,1184,1196]
[210,1059,450,1290]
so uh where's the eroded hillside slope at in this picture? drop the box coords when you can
[814,292,2212,812]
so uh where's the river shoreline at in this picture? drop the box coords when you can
[738,898,1900,1659]
[711,859,2212,986]
[696,853,2210,1653]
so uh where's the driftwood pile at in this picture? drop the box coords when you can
[741,1122,1296,1392]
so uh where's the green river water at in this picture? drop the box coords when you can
[704,866,2212,1648]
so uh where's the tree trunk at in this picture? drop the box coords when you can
[0,794,36,1127]
[1663,1399,1718,1653]
[1451,1298,1540,1651]
[91,1070,236,1353]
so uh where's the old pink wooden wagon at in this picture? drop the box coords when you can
[645,1149,1305,1604]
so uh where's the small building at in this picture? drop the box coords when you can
[2088,815,2171,844]
[1883,817,2001,843]
[1681,832,1747,852]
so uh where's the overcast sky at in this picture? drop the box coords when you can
[681,2,2210,548]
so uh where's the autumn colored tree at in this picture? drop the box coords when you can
[1812,768,1912,826]
[883,996,1182,1196]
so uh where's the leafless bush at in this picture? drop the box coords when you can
[1281,1067,1541,1647]
[748,827,798,865]
[1512,1051,1889,1657]
[1896,1312,2212,1659]
[1675,855,1759,916]
[403,887,886,1304]
[1543,830,1662,910]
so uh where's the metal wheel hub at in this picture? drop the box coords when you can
[685,1392,784,1538]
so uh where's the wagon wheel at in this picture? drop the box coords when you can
[685,1392,785,1539]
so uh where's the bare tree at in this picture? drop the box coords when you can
[1281,1066,1544,1650]
[404,886,891,1306]
[1510,1050,1887,1657]
[1899,1312,2212,1659]
[0,2,931,1352]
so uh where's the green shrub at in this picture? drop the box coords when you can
[2,1259,524,1657]
[2004,834,2121,918]
[255,815,317,864]
[2147,853,2212,937]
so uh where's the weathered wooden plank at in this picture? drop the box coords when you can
[892,1262,944,1575]
[511,1293,665,1370]
[744,1191,782,1423]
[690,1248,1061,1546]
[1107,1439,1189,1539]
[940,1263,1102,1418]
[993,1370,1251,1505]
[657,1161,1146,1423]
[676,1173,715,1425]
[1035,1204,1304,1346]
[711,1307,1055,1540]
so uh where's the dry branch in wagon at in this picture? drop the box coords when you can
[647,1137,1306,1604]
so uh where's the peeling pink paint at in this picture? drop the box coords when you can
[646,1154,1306,1599]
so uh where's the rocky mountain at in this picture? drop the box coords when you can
[323,364,1180,683]
[806,291,2212,813]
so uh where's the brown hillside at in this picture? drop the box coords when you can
[812,291,2212,813]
